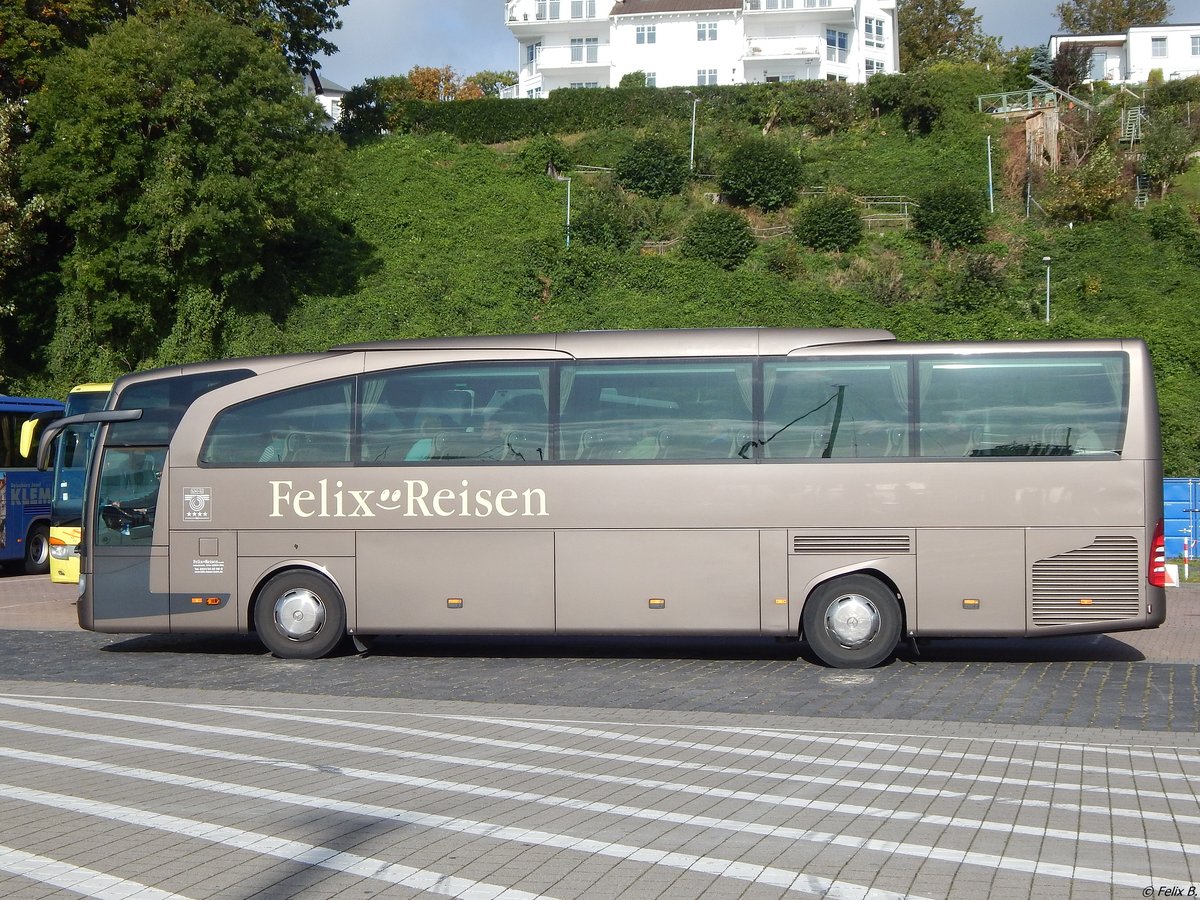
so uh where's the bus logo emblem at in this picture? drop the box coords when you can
[183,487,212,521]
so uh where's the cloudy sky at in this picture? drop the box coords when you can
[313,0,1134,89]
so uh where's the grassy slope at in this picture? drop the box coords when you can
[289,128,1200,473]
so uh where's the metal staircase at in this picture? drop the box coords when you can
[1122,106,1148,143]
[1135,174,1151,209]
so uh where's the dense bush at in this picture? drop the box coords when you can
[680,207,756,270]
[571,179,639,250]
[1147,202,1200,260]
[616,136,688,198]
[912,182,987,248]
[719,136,803,211]
[518,135,572,177]
[793,193,864,251]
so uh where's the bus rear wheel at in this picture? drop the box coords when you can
[24,524,50,576]
[254,570,346,659]
[802,574,901,669]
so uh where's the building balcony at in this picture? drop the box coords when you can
[744,0,855,14]
[506,0,602,34]
[533,43,612,72]
[745,35,822,60]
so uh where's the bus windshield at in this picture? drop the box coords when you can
[46,384,112,582]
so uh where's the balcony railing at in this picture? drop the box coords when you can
[745,0,853,12]
[534,43,612,71]
[977,89,1059,116]
[745,35,822,59]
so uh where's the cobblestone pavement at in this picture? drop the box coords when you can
[0,573,1196,897]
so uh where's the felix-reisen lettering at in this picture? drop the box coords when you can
[269,479,548,519]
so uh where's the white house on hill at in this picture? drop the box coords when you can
[504,0,899,98]
[1049,22,1200,84]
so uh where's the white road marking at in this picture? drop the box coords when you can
[0,844,193,900]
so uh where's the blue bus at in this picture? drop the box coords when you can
[3,395,65,573]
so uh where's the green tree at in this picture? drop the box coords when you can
[793,193,863,252]
[1044,142,1126,221]
[1055,0,1171,33]
[1050,43,1092,92]
[618,71,648,88]
[336,75,411,141]
[518,135,572,177]
[1142,113,1198,198]
[616,136,688,198]
[571,178,638,250]
[718,136,803,211]
[0,101,43,291]
[22,6,345,379]
[912,183,987,247]
[464,70,517,97]
[0,0,346,101]
[681,207,756,270]
[896,0,999,70]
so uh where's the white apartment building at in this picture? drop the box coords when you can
[503,0,899,98]
[1049,23,1200,84]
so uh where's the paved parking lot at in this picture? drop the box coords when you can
[0,573,1197,897]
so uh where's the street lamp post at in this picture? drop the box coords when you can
[554,173,571,248]
[1043,256,1051,324]
[686,93,700,170]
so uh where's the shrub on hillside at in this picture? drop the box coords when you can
[718,136,803,211]
[572,179,639,250]
[912,183,986,248]
[793,193,863,251]
[518,135,572,177]
[680,207,756,270]
[1147,203,1200,259]
[616,136,688,198]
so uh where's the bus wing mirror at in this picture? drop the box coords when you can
[19,409,64,460]
[35,409,143,471]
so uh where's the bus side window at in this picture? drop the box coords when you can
[359,363,551,465]
[202,378,353,467]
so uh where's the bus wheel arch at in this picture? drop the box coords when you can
[251,567,347,659]
[23,522,50,576]
[800,571,904,669]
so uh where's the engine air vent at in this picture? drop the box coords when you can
[1031,535,1140,626]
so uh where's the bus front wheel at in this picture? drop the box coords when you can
[254,570,346,659]
[24,524,50,576]
[802,575,901,669]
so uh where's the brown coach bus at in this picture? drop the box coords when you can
[41,328,1166,668]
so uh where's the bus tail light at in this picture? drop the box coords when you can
[1149,518,1167,588]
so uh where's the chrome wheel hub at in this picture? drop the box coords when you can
[273,588,326,641]
[824,593,880,649]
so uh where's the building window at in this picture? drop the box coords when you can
[527,41,541,66]
[865,17,884,48]
[804,0,831,7]
[646,71,656,87]
[698,68,718,86]
[536,1,560,19]
[527,87,543,99]
[865,58,884,76]
[571,0,595,18]
[569,82,599,88]
[636,25,656,45]
[826,29,849,64]
[697,21,718,41]
[1151,36,1167,57]
[571,36,599,64]
[766,0,795,8]
[1191,35,1200,55]
[825,73,847,82]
